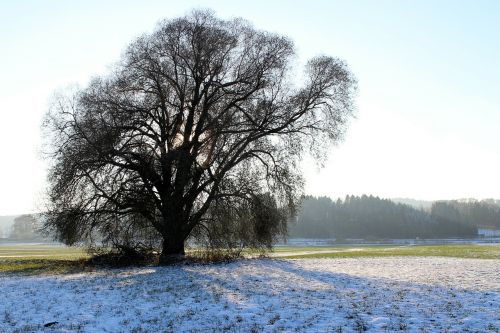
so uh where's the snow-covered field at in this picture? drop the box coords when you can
[1,257,499,332]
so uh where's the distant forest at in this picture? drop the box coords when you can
[289,195,500,239]
[2,197,499,242]
[0,215,45,241]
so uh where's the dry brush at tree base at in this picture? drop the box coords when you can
[42,10,356,263]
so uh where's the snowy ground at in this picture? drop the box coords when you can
[1,257,499,332]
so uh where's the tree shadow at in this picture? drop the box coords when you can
[1,258,498,332]
[180,258,499,332]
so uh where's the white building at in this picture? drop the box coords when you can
[478,228,500,237]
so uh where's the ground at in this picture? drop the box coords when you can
[1,256,498,332]
[0,244,498,275]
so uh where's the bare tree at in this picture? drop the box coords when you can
[43,10,356,263]
[10,215,40,240]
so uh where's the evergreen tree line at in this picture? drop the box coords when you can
[430,200,500,229]
[288,195,500,239]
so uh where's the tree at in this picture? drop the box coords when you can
[10,215,39,240]
[42,10,356,263]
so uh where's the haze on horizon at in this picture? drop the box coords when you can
[1,0,499,215]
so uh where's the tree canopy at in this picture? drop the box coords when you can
[10,215,42,241]
[43,10,356,262]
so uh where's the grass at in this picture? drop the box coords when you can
[0,243,498,275]
[275,244,500,259]
[0,245,89,275]
[0,245,87,259]
[0,259,91,275]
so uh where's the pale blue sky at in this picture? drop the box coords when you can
[1,1,499,214]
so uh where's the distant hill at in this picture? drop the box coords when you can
[391,198,433,210]
[392,198,500,210]
[0,215,20,238]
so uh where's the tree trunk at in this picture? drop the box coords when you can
[158,235,186,265]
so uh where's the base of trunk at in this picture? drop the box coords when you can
[158,239,186,265]
[158,253,186,265]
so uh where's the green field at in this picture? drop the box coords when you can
[0,243,498,275]
[0,245,87,259]
[273,244,500,259]
[0,245,89,275]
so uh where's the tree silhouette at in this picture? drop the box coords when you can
[43,10,356,263]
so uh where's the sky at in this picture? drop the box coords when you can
[0,0,499,215]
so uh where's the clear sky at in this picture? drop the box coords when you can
[1,0,499,215]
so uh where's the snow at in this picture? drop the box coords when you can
[1,257,499,332]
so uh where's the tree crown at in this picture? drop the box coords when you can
[43,10,356,255]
